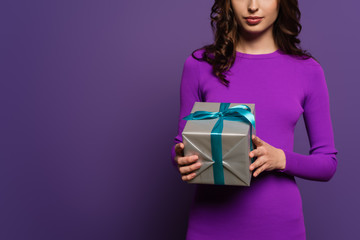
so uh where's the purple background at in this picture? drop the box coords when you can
[1,0,358,239]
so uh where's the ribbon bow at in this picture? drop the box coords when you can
[183,103,256,185]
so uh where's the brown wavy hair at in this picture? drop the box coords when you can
[191,0,317,87]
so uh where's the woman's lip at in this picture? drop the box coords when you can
[245,18,263,24]
[245,17,263,19]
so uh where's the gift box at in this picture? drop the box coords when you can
[182,102,256,186]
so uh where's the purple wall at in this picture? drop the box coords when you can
[1,0,358,239]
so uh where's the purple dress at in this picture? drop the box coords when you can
[171,48,338,240]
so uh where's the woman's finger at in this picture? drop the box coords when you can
[252,135,264,147]
[177,155,198,166]
[179,161,202,174]
[175,143,184,156]
[249,157,265,171]
[249,148,263,158]
[182,172,197,181]
[253,163,269,177]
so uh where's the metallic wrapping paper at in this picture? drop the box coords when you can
[182,102,256,186]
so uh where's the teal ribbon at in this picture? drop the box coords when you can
[183,103,256,185]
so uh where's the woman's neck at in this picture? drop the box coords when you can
[235,26,278,54]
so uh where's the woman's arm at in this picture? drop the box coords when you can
[171,53,202,168]
[278,62,338,181]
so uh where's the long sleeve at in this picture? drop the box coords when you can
[170,54,202,168]
[278,62,338,181]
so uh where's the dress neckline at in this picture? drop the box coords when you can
[235,49,282,59]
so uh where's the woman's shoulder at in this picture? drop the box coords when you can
[285,52,322,67]
[182,48,209,71]
[286,54,327,92]
[284,52,324,76]
[184,48,206,62]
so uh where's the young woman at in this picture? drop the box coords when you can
[171,0,338,239]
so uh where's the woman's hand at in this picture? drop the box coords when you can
[174,142,202,181]
[249,135,286,177]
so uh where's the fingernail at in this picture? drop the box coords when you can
[193,155,198,160]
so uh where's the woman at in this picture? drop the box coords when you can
[171,0,338,239]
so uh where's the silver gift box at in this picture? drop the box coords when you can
[182,102,256,186]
